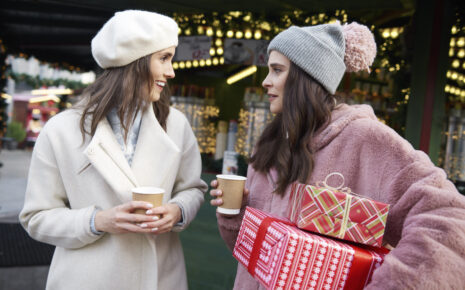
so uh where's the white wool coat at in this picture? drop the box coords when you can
[20,105,207,290]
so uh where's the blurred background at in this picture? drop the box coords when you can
[1,0,465,289]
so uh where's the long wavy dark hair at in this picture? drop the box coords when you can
[250,61,337,195]
[77,54,170,142]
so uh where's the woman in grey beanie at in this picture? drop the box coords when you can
[211,22,465,289]
[20,10,207,290]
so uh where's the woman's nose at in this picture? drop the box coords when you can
[165,64,175,79]
[262,75,271,88]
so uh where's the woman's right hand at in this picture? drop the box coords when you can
[209,179,249,210]
[94,201,158,234]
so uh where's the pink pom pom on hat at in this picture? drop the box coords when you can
[342,22,377,73]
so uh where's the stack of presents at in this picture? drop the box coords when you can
[233,173,391,289]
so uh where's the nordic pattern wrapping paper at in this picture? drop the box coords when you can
[288,182,390,247]
[233,207,388,290]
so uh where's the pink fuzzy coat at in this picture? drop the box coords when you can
[217,104,465,289]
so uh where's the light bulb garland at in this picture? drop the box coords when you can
[446,12,465,107]
[171,10,351,70]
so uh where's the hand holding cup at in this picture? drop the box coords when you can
[210,175,248,215]
[132,187,164,218]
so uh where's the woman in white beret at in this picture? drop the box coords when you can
[20,10,207,290]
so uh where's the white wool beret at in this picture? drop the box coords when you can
[91,10,179,69]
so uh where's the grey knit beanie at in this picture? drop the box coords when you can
[268,23,377,94]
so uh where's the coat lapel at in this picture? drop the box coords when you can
[84,118,139,202]
[131,106,181,196]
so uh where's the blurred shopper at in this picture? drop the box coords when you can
[20,10,207,290]
[25,110,43,149]
[210,22,465,289]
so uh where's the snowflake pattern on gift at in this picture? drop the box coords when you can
[233,207,388,290]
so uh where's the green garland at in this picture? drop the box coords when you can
[0,39,8,139]
[8,72,88,90]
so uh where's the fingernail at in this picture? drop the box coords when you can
[151,227,158,232]
[152,216,159,221]
[146,210,152,214]
[140,224,147,228]
[146,203,153,208]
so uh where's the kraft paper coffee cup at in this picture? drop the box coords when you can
[132,187,164,215]
[216,174,247,215]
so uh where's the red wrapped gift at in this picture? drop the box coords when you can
[288,173,390,247]
[233,207,389,290]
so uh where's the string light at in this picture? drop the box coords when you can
[227,65,257,85]
[193,60,199,67]
[215,39,222,46]
[216,47,224,55]
[1,93,12,100]
[206,27,214,36]
[29,95,61,103]
[31,88,73,95]
[244,29,252,39]
[179,61,185,69]
[458,49,465,58]
[235,31,243,38]
[226,30,234,38]
[382,29,390,38]
[254,30,262,40]
[457,37,465,47]
[210,48,216,56]
[186,61,192,68]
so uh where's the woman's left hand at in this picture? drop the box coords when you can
[143,203,181,234]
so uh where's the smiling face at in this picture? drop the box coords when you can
[262,50,291,114]
[150,46,176,102]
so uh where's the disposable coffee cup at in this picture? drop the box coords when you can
[216,174,247,215]
[132,187,164,215]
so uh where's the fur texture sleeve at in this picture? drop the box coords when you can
[360,121,465,289]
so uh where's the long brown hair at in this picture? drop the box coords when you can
[250,62,336,195]
[77,54,170,142]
